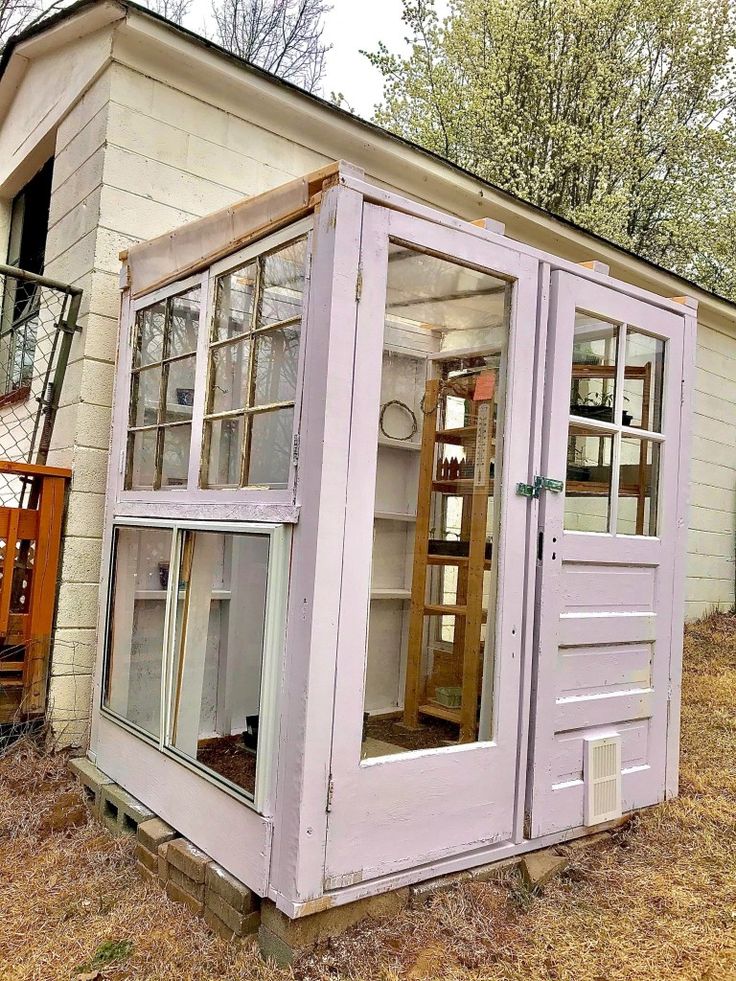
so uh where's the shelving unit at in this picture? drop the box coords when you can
[568,361,653,534]
[402,371,497,743]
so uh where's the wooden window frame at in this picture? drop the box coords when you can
[100,516,291,815]
[565,315,667,538]
[114,218,312,515]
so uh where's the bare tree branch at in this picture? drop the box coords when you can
[210,0,330,92]
[139,0,192,25]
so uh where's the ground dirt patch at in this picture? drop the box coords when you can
[1,613,735,980]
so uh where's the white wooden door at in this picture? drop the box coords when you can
[324,206,540,887]
[528,272,690,837]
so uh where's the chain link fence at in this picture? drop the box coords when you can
[0,264,81,506]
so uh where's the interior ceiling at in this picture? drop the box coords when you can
[386,245,508,331]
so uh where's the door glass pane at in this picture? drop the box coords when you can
[160,424,191,488]
[169,530,270,799]
[570,314,619,423]
[617,436,660,535]
[104,526,172,737]
[623,329,665,432]
[247,407,294,488]
[564,425,614,532]
[361,242,511,758]
[204,416,244,488]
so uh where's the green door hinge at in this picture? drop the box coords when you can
[516,475,565,498]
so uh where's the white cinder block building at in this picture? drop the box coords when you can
[0,0,734,749]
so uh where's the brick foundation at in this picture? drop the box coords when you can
[68,757,261,941]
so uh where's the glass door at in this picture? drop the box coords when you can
[325,205,540,886]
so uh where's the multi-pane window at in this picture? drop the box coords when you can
[564,313,665,536]
[201,237,306,490]
[126,287,200,490]
[0,158,54,397]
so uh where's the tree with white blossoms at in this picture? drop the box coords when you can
[211,0,330,92]
[367,0,736,300]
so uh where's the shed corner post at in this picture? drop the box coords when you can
[664,295,698,799]
[268,178,365,911]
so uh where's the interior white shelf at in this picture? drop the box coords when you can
[378,436,421,452]
[374,511,417,522]
[370,588,411,600]
[135,589,231,600]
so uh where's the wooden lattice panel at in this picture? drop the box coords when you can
[0,462,70,723]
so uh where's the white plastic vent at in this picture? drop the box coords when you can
[584,735,622,826]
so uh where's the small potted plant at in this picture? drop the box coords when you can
[570,391,633,426]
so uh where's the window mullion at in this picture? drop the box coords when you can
[609,324,628,534]
[240,259,262,486]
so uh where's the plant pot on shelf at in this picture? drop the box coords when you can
[570,403,614,423]
[428,539,493,561]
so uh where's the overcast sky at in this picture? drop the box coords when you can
[186,0,450,120]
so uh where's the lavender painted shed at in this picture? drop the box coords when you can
[90,162,695,919]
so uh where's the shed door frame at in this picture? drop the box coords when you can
[324,203,541,887]
[527,270,691,838]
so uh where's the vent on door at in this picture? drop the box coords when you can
[584,735,622,825]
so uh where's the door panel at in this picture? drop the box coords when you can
[528,272,686,838]
[325,206,540,885]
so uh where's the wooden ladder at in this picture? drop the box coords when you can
[402,375,496,743]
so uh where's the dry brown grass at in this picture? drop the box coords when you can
[1,613,735,980]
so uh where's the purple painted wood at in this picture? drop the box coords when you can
[527,271,688,838]
[324,205,540,885]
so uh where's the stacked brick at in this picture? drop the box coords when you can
[69,758,260,942]
[136,820,260,940]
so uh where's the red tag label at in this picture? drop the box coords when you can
[473,372,496,402]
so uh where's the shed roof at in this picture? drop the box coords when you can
[1,0,734,322]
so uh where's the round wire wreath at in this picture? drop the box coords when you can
[379,399,418,441]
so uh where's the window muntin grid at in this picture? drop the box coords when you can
[125,286,201,491]
[564,312,665,536]
[201,237,306,490]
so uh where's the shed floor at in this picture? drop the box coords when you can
[1,612,734,981]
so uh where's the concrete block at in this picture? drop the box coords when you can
[158,841,171,884]
[47,674,92,721]
[205,862,257,914]
[68,755,113,816]
[64,490,106,539]
[54,581,100,630]
[135,842,159,874]
[136,860,157,885]
[410,856,520,901]
[50,629,98,677]
[166,879,204,916]
[259,889,410,966]
[521,849,569,891]
[166,838,211,884]
[167,865,205,902]
[99,784,154,835]
[138,817,178,854]
[206,890,257,935]
[58,536,103,584]
[204,907,237,942]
